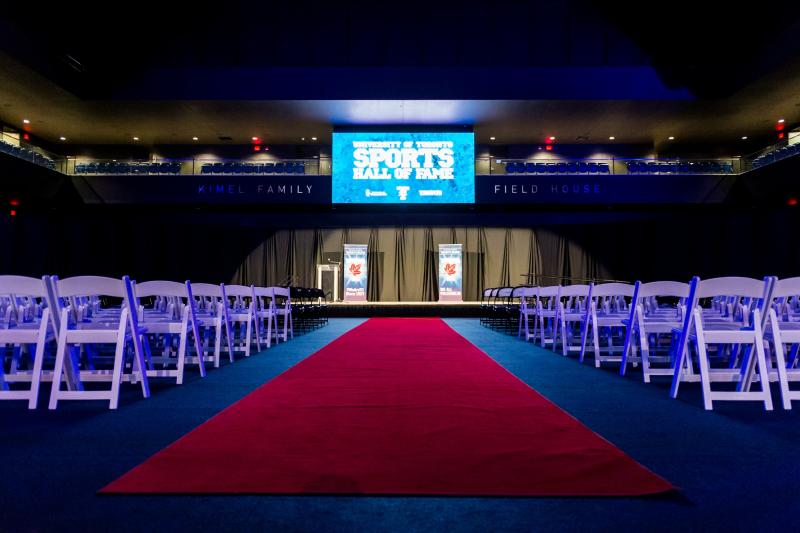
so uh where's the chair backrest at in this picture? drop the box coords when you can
[770,276,800,299]
[55,275,126,298]
[558,284,592,298]
[693,276,771,300]
[538,285,560,297]
[591,282,634,298]
[495,287,514,300]
[0,275,49,298]
[519,286,538,298]
[223,284,254,298]
[135,280,188,298]
[0,275,50,326]
[272,286,291,299]
[190,283,223,298]
[637,280,692,299]
[253,286,273,298]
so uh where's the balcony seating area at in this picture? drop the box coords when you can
[199,161,306,174]
[625,160,734,174]
[74,161,183,174]
[752,143,800,168]
[504,161,610,174]
[0,139,56,171]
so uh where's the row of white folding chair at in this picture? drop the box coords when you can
[619,276,791,411]
[518,284,593,356]
[517,276,800,411]
[227,285,292,354]
[1,276,298,410]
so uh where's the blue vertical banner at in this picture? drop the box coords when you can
[438,244,463,302]
[343,244,369,302]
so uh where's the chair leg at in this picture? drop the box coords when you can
[108,311,132,410]
[27,313,49,409]
[693,322,714,410]
[176,331,187,385]
[244,316,252,357]
[48,314,71,410]
[770,311,793,409]
[752,313,773,411]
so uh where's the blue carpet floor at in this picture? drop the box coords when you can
[2,317,799,532]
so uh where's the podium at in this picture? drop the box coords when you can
[316,264,340,302]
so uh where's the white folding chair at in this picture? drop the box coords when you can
[271,287,293,342]
[517,286,539,341]
[554,284,593,356]
[0,275,54,408]
[47,275,150,410]
[580,282,635,367]
[670,276,774,410]
[536,285,560,347]
[190,283,234,367]
[764,276,800,409]
[620,280,692,382]
[221,284,257,357]
[253,286,278,349]
[134,280,205,384]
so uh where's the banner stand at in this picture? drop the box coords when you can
[343,244,368,302]
[438,244,463,302]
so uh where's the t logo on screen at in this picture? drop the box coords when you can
[332,132,475,204]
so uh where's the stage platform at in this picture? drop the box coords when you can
[326,301,481,317]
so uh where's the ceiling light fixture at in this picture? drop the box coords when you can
[59,136,66,141]
[192,136,199,141]
[548,136,556,141]
[311,136,317,141]
[252,136,259,141]
[668,136,675,140]
[741,136,748,140]
[778,119,785,123]
[489,136,496,141]
[132,137,139,141]
[22,119,30,124]
[608,136,615,140]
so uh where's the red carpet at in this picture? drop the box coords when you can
[102,318,672,496]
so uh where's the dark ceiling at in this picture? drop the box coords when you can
[1,1,800,149]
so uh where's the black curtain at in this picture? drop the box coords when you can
[231,226,613,301]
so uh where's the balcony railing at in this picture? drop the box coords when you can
[66,158,329,176]
[477,157,743,175]
[1,129,798,177]
[0,131,64,172]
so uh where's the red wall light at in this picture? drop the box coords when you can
[787,197,798,206]
[9,210,17,217]
[545,145,553,151]
[9,199,19,206]
[253,145,261,151]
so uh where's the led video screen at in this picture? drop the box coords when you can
[332,132,475,204]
